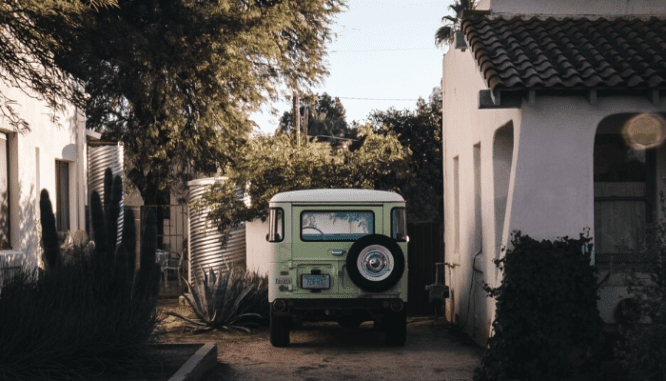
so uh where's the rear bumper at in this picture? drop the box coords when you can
[272,298,404,311]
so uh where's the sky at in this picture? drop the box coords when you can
[252,0,453,135]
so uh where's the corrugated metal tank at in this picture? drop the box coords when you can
[188,177,246,284]
[87,141,124,245]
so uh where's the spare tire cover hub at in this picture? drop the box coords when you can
[358,245,394,281]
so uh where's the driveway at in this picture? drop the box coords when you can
[198,317,483,381]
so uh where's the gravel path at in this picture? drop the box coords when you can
[201,318,482,381]
[157,300,483,381]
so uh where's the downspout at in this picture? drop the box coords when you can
[75,109,80,230]
[441,56,451,321]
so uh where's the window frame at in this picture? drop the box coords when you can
[299,210,375,242]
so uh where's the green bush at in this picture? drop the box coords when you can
[474,231,604,381]
[617,193,666,381]
[0,173,161,380]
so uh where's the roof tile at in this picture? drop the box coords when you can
[462,16,666,92]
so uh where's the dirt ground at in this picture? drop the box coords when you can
[157,299,484,381]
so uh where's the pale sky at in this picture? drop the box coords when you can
[252,0,454,135]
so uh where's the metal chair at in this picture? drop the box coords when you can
[162,252,183,290]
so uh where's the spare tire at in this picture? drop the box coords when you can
[346,234,405,292]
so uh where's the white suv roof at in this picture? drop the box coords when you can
[270,189,405,203]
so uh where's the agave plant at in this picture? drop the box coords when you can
[167,267,263,333]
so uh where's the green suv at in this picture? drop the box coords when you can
[267,189,408,347]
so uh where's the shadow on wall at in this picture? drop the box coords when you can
[18,183,38,267]
[0,190,8,249]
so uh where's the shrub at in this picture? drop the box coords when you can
[474,231,604,381]
[617,192,666,381]
[169,266,268,332]
[0,172,161,380]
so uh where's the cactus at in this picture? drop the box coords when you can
[103,168,113,213]
[39,168,159,302]
[39,189,59,270]
[106,174,122,259]
[90,190,108,262]
[115,208,136,284]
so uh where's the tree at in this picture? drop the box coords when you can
[0,0,117,131]
[278,92,357,146]
[199,126,409,231]
[435,0,477,47]
[369,86,443,222]
[41,0,345,206]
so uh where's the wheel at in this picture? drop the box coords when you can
[384,308,406,346]
[270,312,290,347]
[345,234,405,292]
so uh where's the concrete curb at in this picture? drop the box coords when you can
[168,342,217,381]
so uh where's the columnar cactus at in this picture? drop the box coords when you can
[39,189,59,270]
[106,174,122,258]
[90,190,108,262]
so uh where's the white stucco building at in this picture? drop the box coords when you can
[0,81,94,273]
[443,0,666,345]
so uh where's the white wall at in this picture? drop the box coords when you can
[482,0,666,16]
[0,83,87,269]
[442,29,666,345]
[246,219,269,276]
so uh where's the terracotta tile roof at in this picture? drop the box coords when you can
[462,15,666,93]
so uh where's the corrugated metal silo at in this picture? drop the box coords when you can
[188,177,246,284]
[87,141,124,245]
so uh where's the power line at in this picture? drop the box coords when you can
[333,48,438,53]
[337,97,419,101]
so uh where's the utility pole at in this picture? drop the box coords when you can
[302,105,309,143]
[292,90,300,146]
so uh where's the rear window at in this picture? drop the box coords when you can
[301,211,374,241]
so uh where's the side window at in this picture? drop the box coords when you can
[268,208,284,242]
[391,207,407,242]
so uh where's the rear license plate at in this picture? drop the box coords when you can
[301,274,330,289]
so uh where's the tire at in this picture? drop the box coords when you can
[384,308,407,346]
[346,234,405,292]
[270,312,290,347]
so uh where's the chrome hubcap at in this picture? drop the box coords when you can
[357,245,394,281]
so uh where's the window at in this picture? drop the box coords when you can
[391,207,407,242]
[0,132,9,249]
[594,133,655,262]
[301,211,373,241]
[55,160,70,232]
[268,208,284,242]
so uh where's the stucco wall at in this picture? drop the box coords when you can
[246,219,269,276]
[0,83,87,268]
[443,31,666,345]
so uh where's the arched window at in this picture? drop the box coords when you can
[593,113,664,263]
